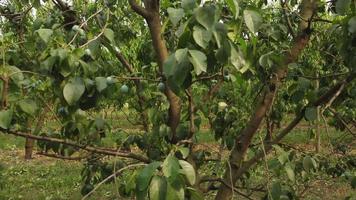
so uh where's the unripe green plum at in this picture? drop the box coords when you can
[84,49,91,56]
[218,102,228,111]
[120,84,129,93]
[106,76,115,84]
[72,25,80,32]
[58,107,68,116]
[158,82,165,92]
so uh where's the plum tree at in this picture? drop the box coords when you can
[0,0,355,199]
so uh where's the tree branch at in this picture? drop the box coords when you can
[233,72,355,179]
[185,88,196,138]
[36,152,89,161]
[81,163,146,199]
[4,130,150,163]
[280,0,296,38]
[128,0,152,19]
[328,108,356,136]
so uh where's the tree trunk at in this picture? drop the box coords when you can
[215,1,317,199]
[315,73,321,153]
[1,77,9,109]
[146,12,182,142]
[25,138,34,159]
[24,108,47,160]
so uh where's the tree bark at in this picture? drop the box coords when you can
[215,1,318,199]
[24,138,34,159]
[1,77,9,109]
[24,108,48,160]
[129,0,182,142]
[315,73,321,153]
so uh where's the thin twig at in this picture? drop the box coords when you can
[259,135,272,199]
[37,152,89,161]
[68,8,103,46]
[199,177,255,200]
[113,76,159,82]
[280,0,296,38]
[192,73,223,84]
[8,70,45,77]
[328,108,356,136]
[79,10,110,48]
[81,163,146,200]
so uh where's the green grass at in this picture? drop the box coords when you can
[0,133,121,200]
[0,133,25,150]
[0,150,120,200]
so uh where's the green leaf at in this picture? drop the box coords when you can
[182,0,196,10]
[303,156,317,172]
[31,0,41,8]
[163,51,191,91]
[175,48,189,63]
[305,106,317,121]
[177,147,190,159]
[178,160,196,185]
[336,0,351,15]
[167,8,185,26]
[215,40,231,64]
[88,40,101,58]
[348,16,356,33]
[172,61,191,87]
[193,26,212,49]
[166,181,184,200]
[36,28,53,43]
[104,28,115,43]
[243,10,262,34]
[0,109,13,129]
[149,176,167,200]
[163,54,177,77]
[136,162,161,191]
[188,50,207,75]
[162,155,180,181]
[277,151,289,165]
[19,99,38,116]
[95,77,108,92]
[259,52,274,68]
[40,56,56,72]
[298,77,311,90]
[226,0,239,19]
[187,187,204,200]
[63,77,85,105]
[284,164,295,182]
[230,45,246,71]
[195,6,216,30]
[7,66,24,86]
[271,182,282,200]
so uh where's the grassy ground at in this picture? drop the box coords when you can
[0,125,355,200]
[0,134,119,200]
